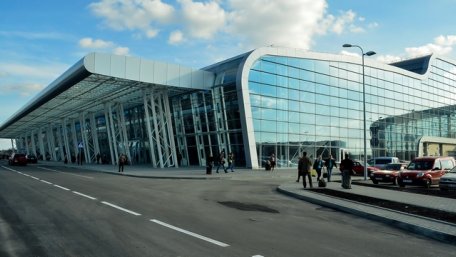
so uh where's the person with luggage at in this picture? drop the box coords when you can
[269,153,276,171]
[227,152,235,172]
[118,153,126,173]
[340,154,354,189]
[313,154,324,181]
[206,154,214,175]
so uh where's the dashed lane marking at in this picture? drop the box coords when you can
[53,184,70,191]
[150,219,230,248]
[73,191,97,200]
[40,180,53,185]
[101,201,142,216]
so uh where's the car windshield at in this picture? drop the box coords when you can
[407,160,433,170]
[448,166,456,173]
[385,164,402,171]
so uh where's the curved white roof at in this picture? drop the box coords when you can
[0,52,214,138]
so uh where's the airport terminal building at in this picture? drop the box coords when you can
[2,46,456,169]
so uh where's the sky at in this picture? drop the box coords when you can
[1,0,456,150]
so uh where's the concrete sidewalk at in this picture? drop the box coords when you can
[42,161,456,244]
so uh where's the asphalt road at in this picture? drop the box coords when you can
[1,162,456,257]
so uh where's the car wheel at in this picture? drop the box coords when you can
[372,179,379,184]
[424,179,432,188]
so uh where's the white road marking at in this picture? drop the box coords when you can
[252,255,265,257]
[30,176,39,180]
[73,191,97,200]
[40,180,53,185]
[150,219,230,248]
[38,167,94,179]
[53,184,70,191]
[101,201,141,216]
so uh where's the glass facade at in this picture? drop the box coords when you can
[248,54,456,167]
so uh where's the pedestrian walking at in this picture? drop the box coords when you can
[216,150,227,173]
[118,153,126,173]
[206,154,213,175]
[269,153,276,171]
[298,152,313,188]
[340,154,354,189]
[313,154,324,181]
[227,152,235,172]
[325,154,337,182]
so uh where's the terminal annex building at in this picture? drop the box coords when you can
[2,46,456,169]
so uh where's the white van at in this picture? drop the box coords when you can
[368,157,400,169]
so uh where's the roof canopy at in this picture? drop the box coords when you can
[0,52,214,138]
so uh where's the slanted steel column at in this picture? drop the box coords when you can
[104,104,115,165]
[163,92,177,167]
[56,125,65,161]
[172,98,188,166]
[30,131,37,156]
[202,92,213,157]
[47,124,57,161]
[71,120,79,160]
[38,128,45,160]
[116,103,131,164]
[144,91,158,167]
[90,113,100,160]
[212,87,230,153]
[143,89,175,168]
[79,113,91,163]
[62,119,71,162]
[106,103,119,165]
[190,93,204,166]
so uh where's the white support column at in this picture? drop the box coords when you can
[163,92,178,167]
[117,103,132,164]
[47,124,56,161]
[79,113,91,163]
[144,92,158,167]
[150,91,164,168]
[90,113,100,159]
[30,131,37,156]
[157,92,171,166]
[107,103,119,165]
[56,125,64,161]
[38,128,45,160]
[172,98,188,166]
[62,119,71,162]
[104,104,115,165]
[190,93,204,166]
[71,120,79,160]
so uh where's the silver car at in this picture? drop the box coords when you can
[439,166,456,191]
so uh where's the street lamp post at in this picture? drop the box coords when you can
[343,44,376,180]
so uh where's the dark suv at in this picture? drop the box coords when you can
[397,156,455,188]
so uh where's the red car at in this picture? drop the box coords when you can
[351,161,379,176]
[8,153,27,166]
[369,163,407,185]
[398,156,455,188]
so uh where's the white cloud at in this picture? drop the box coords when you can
[179,0,226,39]
[89,0,373,50]
[79,37,130,55]
[89,0,174,38]
[79,37,113,49]
[168,30,185,45]
[405,35,456,58]
[1,83,44,97]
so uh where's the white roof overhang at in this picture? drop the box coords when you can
[0,52,215,139]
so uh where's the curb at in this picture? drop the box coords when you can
[277,185,456,244]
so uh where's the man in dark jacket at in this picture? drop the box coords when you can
[298,152,313,188]
[340,154,354,189]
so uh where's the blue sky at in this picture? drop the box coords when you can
[1,0,456,150]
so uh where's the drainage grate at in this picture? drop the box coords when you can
[218,201,279,213]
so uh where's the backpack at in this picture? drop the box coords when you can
[318,178,327,187]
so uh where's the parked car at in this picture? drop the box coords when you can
[8,153,27,166]
[439,166,456,191]
[369,163,407,185]
[367,157,400,169]
[351,161,379,176]
[398,156,455,188]
[26,154,38,163]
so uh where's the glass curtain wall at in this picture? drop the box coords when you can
[248,55,456,167]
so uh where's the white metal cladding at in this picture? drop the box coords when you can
[0,52,215,139]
